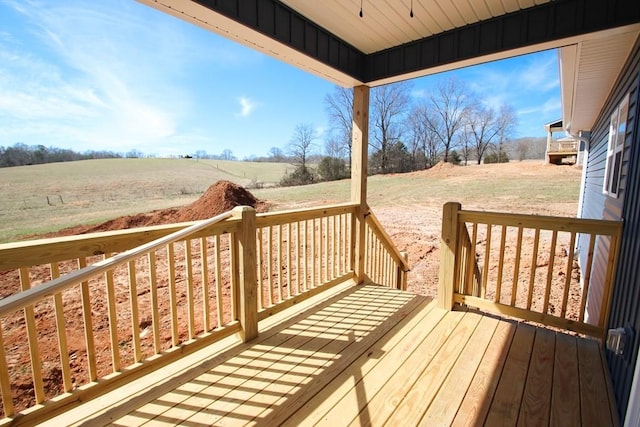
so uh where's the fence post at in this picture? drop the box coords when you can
[439,202,461,310]
[233,206,258,342]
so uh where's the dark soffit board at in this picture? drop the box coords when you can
[194,0,367,82]
[193,0,640,85]
[364,0,640,82]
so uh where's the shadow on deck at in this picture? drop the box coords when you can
[55,283,615,426]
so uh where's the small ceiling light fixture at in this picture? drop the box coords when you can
[359,0,363,17]
[410,0,414,17]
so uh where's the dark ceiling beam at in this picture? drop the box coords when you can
[365,0,640,82]
[195,0,367,81]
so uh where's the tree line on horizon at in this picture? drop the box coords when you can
[277,77,546,186]
[1,78,546,176]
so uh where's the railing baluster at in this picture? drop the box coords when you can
[481,224,492,299]
[333,215,342,277]
[465,223,478,296]
[323,217,328,283]
[201,237,211,331]
[277,224,283,302]
[229,233,238,321]
[295,221,300,295]
[543,230,558,314]
[311,219,316,288]
[267,227,273,305]
[185,240,195,339]
[511,226,524,306]
[19,268,44,403]
[103,254,121,372]
[527,229,541,310]
[167,244,179,346]
[495,225,507,303]
[0,326,14,417]
[256,228,263,311]
[148,252,161,354]
[127,260,142,363]
[302,220,308,292]
[286,223,292,298]
[578,234,595,322]
[78,257,98,379]
[214,235,224,326]
[50,262,72,392]
[560,232,577,318]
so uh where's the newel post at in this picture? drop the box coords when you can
[351,85,370,284]
[233,206,258,342]
[438,202,461,310]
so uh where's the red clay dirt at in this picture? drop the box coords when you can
[48,180,268,237]
[0,180,267,416]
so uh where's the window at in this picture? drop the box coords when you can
[603,93,629,197]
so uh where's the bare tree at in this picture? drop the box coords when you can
[324,86,353,164]
[268,146,285,162]
[287,123,317,171]
[220,149,236,160]
[324,137,347,159]
[370,82,412,173]
[423,77,473,163]
[466,104,501,165]
[408,102,442,168]
[496,104,518,162]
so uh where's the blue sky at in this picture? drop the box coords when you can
[0,0,561,160]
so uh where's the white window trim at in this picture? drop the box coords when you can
[603,93,629,197]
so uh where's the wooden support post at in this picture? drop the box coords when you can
[233,206,258,342]
[351,85,370,284]
[439,202,461,310]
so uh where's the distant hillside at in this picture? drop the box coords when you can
[0,158,292,242]
[503,137,547,160]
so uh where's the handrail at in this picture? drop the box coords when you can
[364,206,409,272]
[0,211,234,318]
[256,202,358,227]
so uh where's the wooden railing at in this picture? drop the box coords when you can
[255,203,359,320]
[439,202,622,338]
[0,203,407,423]
[547,140,579,153]
[364,211,409,290]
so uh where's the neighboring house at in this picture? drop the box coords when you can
[544,119,583,165]
[564,34,640,422]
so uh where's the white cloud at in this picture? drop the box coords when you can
[518,97,561,116]
[0,0,263,155]
[237,96,257,117]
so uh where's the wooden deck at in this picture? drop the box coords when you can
[53,283,616,426]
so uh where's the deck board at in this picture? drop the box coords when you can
[420,314,500,426]
[451,319,516,426]
[485,323,536,425]
[52,284,615,427]
[519,327,556,425]
[551,332,581,426]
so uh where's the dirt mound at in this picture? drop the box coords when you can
[51,181,267,237]
[175,180,264,222]
[431,160,455,170]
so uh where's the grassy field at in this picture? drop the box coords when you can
[0,158,291,242]
[0,159,582,243]
[253,161,581,215]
